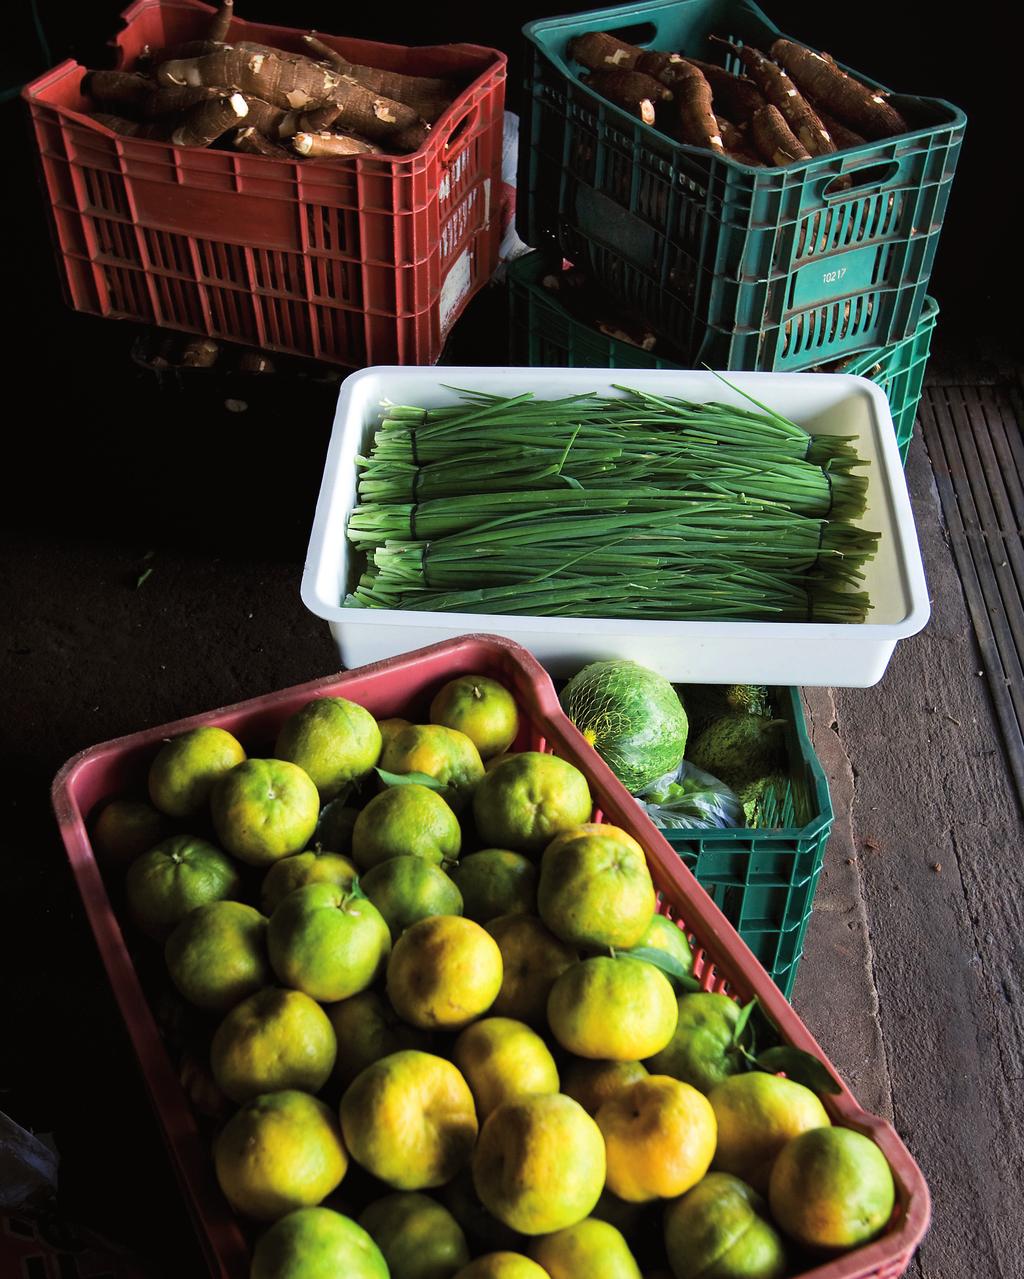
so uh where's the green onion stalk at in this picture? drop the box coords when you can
[344,387,880,623]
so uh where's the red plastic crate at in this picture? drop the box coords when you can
[23,0,505,367]
[52,635,929,1279]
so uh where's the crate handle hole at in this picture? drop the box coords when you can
[823,162,899,200]
[442,102,482,158]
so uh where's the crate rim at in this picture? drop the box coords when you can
[52,632,930,1279]
[522,0,967,177]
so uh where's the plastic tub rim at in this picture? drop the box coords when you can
[300,365,931,678]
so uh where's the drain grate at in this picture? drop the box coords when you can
[919,382,1024,814]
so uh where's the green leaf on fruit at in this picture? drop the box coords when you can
[628,946,701,991]
[375,767,446,791]
[755,1046,842,1094]
[732,998,757,1049]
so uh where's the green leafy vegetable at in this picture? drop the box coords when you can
[374,767,446,791]
[344,388,879,623]
[732,998,758,1049]
[628,947,702,992]
[756,1046,842,1094]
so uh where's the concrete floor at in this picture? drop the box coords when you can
[794,425,1023,1279]
[1,310,1020,1277]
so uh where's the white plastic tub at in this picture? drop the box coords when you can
[301,367,929,686]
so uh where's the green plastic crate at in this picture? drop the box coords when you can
[840,296,938,463]
[518,0,964,371]
[507,251,680,371]
[666,687,833,999]
[506,251,938,463]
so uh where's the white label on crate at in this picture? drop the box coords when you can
[440,248,474,335]
[439,149,471,204]
[440,189,478,261]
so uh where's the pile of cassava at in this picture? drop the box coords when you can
[569,29,911,165]
[80,0,461,158]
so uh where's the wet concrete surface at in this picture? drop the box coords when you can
[1,309,1020,1276]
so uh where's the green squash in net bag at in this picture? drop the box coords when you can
[560,660,689,794]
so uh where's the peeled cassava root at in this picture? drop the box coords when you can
[570,28,910,164]
[80,1,457,158]
[292,131,382,157]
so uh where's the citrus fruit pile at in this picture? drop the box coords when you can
[91,673,897,1279]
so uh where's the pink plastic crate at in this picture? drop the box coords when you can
[52,635,929,1278]
[23,0,505,366]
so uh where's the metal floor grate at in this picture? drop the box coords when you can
[919,381,1024,813]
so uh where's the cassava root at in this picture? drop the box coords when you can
[81,5,464,159]
[206,0,234,45]
[83,70,153,110]
[665,62,725,153]
[170,93,248,147]
[584,69,672,125]
[302,34,457,122]
[568,32,643,71]
[714,38,835,157]
[571,26,913,166]
[292,131,382,157]
[686,60,765,120]
[751,104,812,166]
[232,126,289,156]
[157,45,342,112]
[770,39,908,139]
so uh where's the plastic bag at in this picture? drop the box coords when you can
[497,112,533,267]
[635,760,743,830]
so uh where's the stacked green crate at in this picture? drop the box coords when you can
[507,251,937,462]
[517,0,963,373]
[665,688,833,999]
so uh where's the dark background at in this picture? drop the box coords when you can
[0,2,1012,1274]
[0,0,1011,538]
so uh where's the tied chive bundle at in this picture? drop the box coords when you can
[343,387,880,623]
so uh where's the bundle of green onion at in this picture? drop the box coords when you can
[344,386,880,623]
